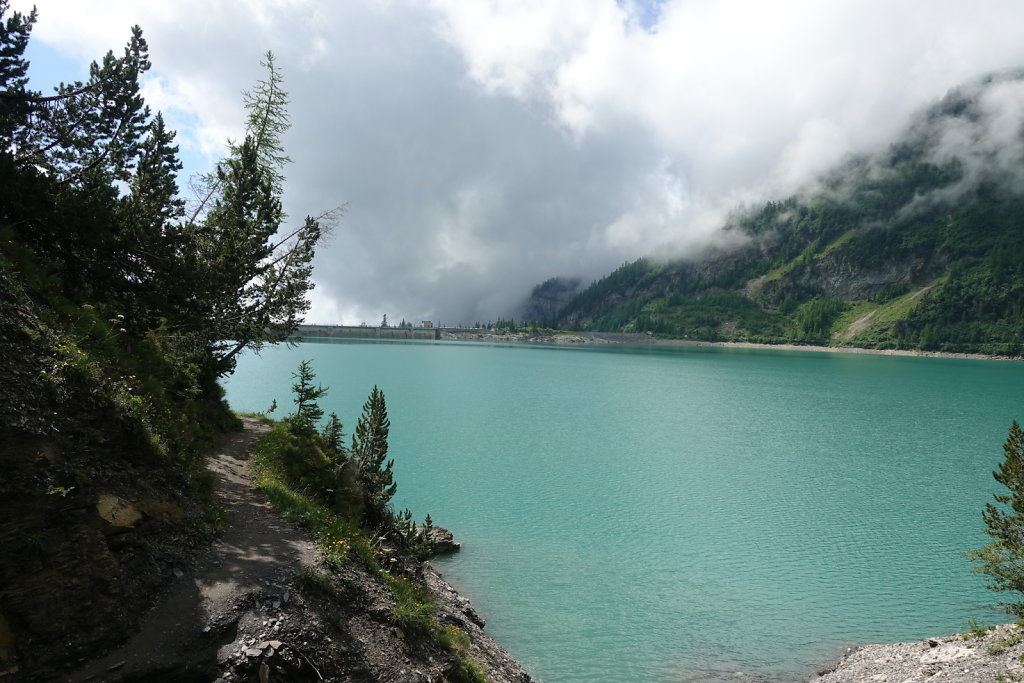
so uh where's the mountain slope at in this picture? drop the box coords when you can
[554,71,1024,355]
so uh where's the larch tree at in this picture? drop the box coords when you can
[178,51,335,377]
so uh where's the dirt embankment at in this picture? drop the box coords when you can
[58,417,533,683]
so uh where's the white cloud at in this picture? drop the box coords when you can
[13,0,1024,323]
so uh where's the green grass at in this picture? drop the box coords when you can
[389,574,436,634]
[963,616,993,640]
[818,228,859,257]
[987,624,1024,655]
[435,626,487,683]
[250,427,373,568]
[237,411,275,425]
[760,240,822,284]
[830,301,878,343]
[832,281,940,347]
[754,228,855,286]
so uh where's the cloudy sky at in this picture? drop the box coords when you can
[13,1,1024,325]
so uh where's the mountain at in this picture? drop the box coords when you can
[516,276,582,326]
[552,71,1024,355]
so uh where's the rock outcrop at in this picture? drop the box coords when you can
[419,525,462,555]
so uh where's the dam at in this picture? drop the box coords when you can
[295,324,442,341]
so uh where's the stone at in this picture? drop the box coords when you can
[919,644,974,665]
[172,568,184,579]
[245,648,263,657]
[96,495,143,528]
[135,499,185,523]
[422,526,462,555]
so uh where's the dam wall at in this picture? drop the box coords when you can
[295,324,440,340]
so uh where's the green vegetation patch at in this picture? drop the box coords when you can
[247,361,489,677]
[841,282,940,348]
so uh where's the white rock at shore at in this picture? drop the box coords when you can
[816,623,1024,682]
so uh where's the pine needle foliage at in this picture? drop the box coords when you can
[967,421,1024,615]
[288,359,327,436]
[240,51,291,196]
[322,411,346,462]
[352,385,397,527]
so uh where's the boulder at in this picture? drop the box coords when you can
[417,526,461,555]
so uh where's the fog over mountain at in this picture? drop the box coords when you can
[17,0,1024,324]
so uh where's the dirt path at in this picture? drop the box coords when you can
[67,417,318,682]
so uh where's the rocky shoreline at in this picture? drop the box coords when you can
[815,623,1024,682]
[438,329,1022,362]
[648,338,1023,362]
[439,329,594,345]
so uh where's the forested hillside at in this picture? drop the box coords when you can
[555,71,1024,355]
[0,3,326,674]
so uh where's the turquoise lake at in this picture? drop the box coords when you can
[222,340,1024,682]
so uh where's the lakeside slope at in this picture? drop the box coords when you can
[65,417,533,683]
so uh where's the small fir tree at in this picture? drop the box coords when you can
[967,420,1024,615]
[289,359,326,436]
[352,385,396,526]
[321,411,345,461]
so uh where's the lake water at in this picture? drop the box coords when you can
[222,340,1024,682]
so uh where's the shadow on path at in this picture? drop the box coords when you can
[66,418,318,682]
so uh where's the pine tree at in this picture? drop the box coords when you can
[1,6,331,413]
[322,412,346,461]
[352,385,397,526]
[117,112,186,323]
[289,360,326,436]
[124,113,184,235]
[0,1,37,147]
[966,420,1024,615]
[25,24,151,186]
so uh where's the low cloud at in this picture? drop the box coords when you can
[16,0,1024,323]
